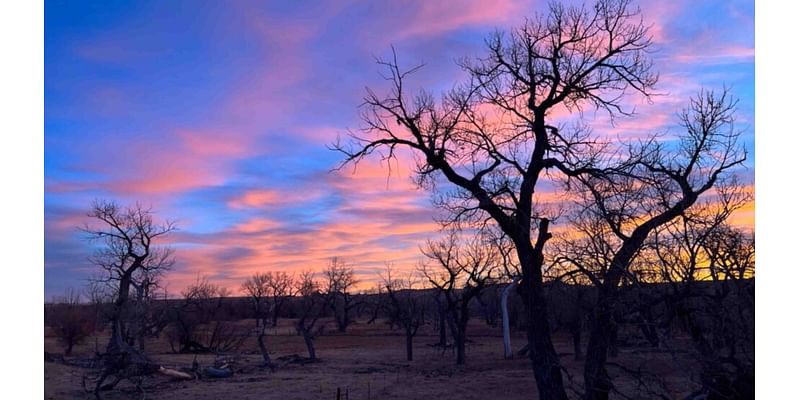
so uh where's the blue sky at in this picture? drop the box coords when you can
[44,0,754,299]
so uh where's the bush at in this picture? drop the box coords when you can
[49,305,93,356]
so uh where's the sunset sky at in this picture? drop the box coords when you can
[44,0,754,299]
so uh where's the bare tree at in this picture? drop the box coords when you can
[648,219,754,398]
[294,271,326,360]
[267,272,296,327]
[171,276,249,354]
[241,273,275,368]
[81,200,176,396]
[420,233,498,365]
[563,89,747,399]
[703,226,755,283]
[382,263,426,361]
[363,283,390,325]
[83,278,114,353]
[322,258,360,333]
[48,288,93,356]
[334,1,657,397]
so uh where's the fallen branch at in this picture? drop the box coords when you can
[158,366,194,380]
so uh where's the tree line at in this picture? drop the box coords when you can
[47,209,752,399]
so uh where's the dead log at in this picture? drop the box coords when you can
[158,367,194,380]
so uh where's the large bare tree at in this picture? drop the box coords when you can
[563,89,747,399]
[334,1,656,397]
[81,200,176,396]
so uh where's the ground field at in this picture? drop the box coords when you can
[45,319,697,399]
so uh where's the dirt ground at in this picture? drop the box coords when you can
[45,319,698,399]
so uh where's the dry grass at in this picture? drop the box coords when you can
[45,319,697,399]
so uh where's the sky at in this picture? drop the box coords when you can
[44,0,755,300]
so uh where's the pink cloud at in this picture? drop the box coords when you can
[671,45,754,64]
[227,190,283,209]
[98,134,238,195]
[176,129,254,158]
[394,0,526,39]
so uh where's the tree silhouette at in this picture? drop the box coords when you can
[322,258,360,333]
[242,271,296,368]
[420,233,498,365]
[48,288,92,356]
[294,271,326,360]
[576,90,746,399]
[382,264,426,361]
[80,200,176,397]
[335,1,657,397]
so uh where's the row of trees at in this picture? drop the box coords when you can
[240,258,360,366]
[48,197,752,399]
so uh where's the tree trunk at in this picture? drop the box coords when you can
[455,332,465,365]
[405,328,414,361]
[108,271,134,354]
[572,326,583,361]
[456,303,471,365]
[516,228,569,400]
[584,293,616,400]
[525,292,569,400]
[256,330,272,367]
[637,310,659,347]
[438,307,447,346]
[341,302,349,332]
[271,307,279,327]
[302,331,316,360]
[609,319,618,358]
[501,278,519,359]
